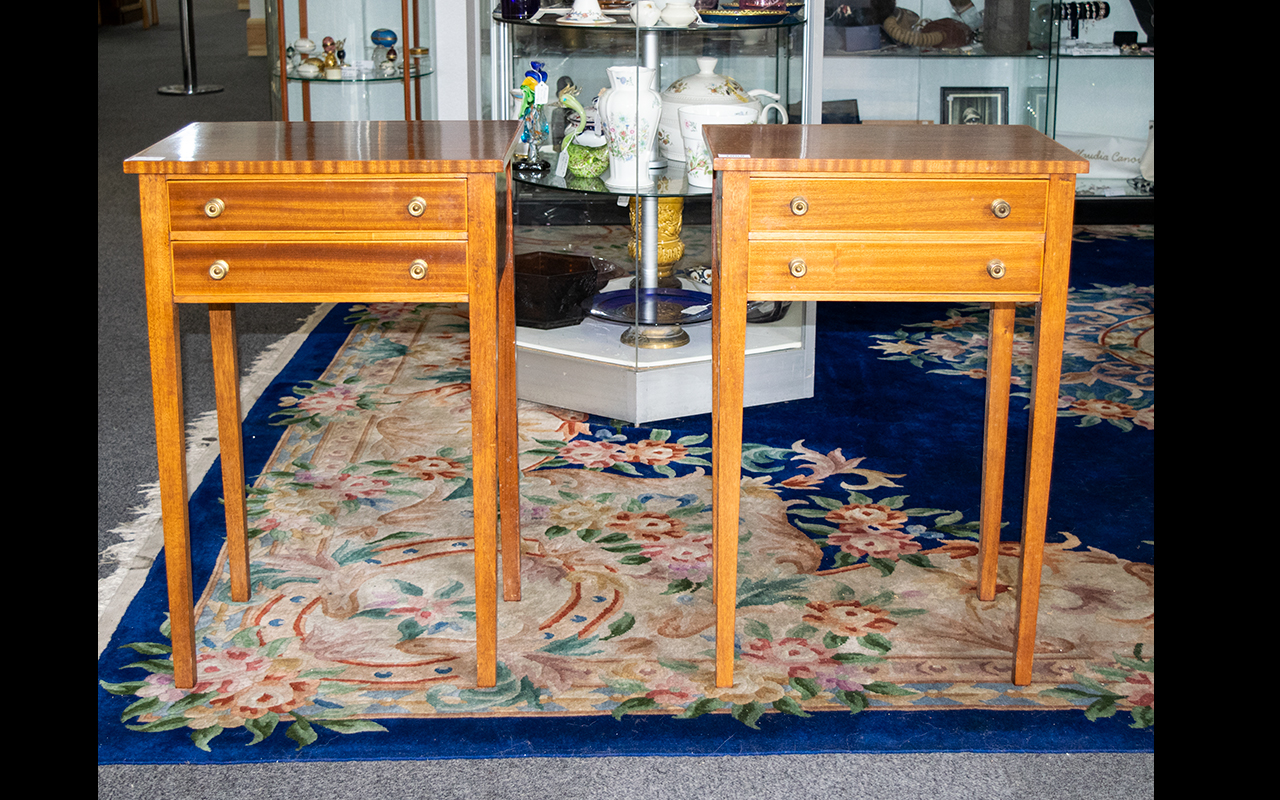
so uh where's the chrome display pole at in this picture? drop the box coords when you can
[620,29,688,350]
[158,0,224,95]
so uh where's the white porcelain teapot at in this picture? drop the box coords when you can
[656,57,789,161]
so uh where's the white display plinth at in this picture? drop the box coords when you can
[516,282,815,424]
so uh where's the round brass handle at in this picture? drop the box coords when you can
[788,258,808,278]
[990,199,1011,219]
[407,196,427,217]
[409,259,428,280]
[987,259,1006,279]
[204,198,225,218]
[208,260,229,281]
[790,197,808,216]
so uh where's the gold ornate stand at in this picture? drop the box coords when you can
[628,196,685,288]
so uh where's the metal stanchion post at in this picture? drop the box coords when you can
[158,0,224,95]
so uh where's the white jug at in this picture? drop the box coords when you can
[629,1,661,27]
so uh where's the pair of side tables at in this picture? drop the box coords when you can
[124,120,1086,692]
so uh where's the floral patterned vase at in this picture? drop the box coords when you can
[598,66,662,190]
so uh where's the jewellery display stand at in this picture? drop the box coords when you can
[490,6,815,423]
[267,0,435,122]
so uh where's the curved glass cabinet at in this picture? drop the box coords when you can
[488,5,815,423]
[267,0,436,122]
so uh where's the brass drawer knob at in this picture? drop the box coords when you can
[208,260,229,280]
[789,197,808,216]
[407,196,428,217]
[409,259,428,280]
[204,198,225,218]
[987,259,1006,279]
[788,258,807,278]
[990,199,1011,219]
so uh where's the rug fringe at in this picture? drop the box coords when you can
[97,303,337,656]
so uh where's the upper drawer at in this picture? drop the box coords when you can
[167,178,468,233]
[749,178,1048,233]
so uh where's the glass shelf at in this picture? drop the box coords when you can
[273,66,435,83]
[512,157,711,198]
[494,8,805,33]
[827,44,1053,58]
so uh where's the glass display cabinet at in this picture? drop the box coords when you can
[1046,1,1154,205]
[487,2,817,424]
[266,0,436,122]
[817,1,1057,128]
[816,0,1152,202]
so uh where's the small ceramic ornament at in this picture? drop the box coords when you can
[322,37,339,71]
[557,81,610,178]
[561,0,609,24]
[660,1,700,26]
[629,1,660,26]
[292,38,315,72]
[370,28,397,67]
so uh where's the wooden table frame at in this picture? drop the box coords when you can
[125,121,523,690]
[706,124,1088,688]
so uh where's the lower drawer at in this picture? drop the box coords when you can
[747,240,1043,299]
[171,240,469,301]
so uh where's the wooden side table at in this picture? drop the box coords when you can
[706,125,1089,688]
[125,121,522,689]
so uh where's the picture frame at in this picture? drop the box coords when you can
[940,86,1009,125]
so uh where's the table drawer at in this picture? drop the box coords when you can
[167,178,468,233]
[172,241,469,300]
[748,178,1048,233]
[747,240,1043,297]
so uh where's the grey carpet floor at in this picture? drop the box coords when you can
[97,3,1152,797]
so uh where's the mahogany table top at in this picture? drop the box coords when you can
[705,124,1089,175]
[124,121,522,176]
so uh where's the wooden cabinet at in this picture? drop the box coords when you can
[707,123,1088,688]
[125,121,522,690]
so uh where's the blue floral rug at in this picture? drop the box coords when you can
[98,225,1153,764]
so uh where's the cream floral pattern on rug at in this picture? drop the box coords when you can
[102,301,1153,752]
[869,285,1154,432]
